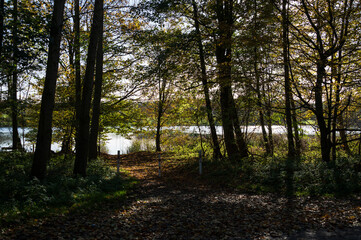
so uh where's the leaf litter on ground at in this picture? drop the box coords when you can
[1,151,360,239]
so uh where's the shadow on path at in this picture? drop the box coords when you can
[2,152,360,239]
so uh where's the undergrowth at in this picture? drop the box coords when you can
[178,154,361,197]
[0,152,136,226]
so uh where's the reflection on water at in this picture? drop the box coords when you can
[0,125,316,154]
[104,133,133,154]
[179,125,316,136]
[0,128,37,152]
[0,128,151,154]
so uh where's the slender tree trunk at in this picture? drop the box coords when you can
[11,69,21,150]
[89,17,104,161]
[316,59,331,162]
[339,115,351,154]
[336,49,351,155]
[331,54,338,162]
[11,0,21,150]
[231,97,248,158]
[192,0,222,160]
[282,0,295,159]
[61,0,80,155]
[61,39,75,154]
[291,96,301,156]
[155,78,166,152]
[266,99,274,156]
[252,0,269,156]
[287,30,301,156]
[0,0,4,62]
[283,0,295,196]
[254,47,270,155]
[31,0,66,179]
[74,0,103,176]
[155,100,162,152]
[74,0,81,136]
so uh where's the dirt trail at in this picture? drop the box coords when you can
[2,152,361,239]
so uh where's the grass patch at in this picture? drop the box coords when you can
[0,152,136,226]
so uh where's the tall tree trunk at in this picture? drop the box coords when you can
[31,0,66,180]
[282,0,295,159]
[0,0,4,62]
[331,54,338,162]
[60,38,75,154]
[155,100,162,152]
[339,115,351,155]
[192,0,222,160]
[283,0,295,196]
[287,29,301,156]
[316,59,331,162]
[254,46,270,155]
[336,49,351,155]
[231,96,248,158]
[74,0,81,137]
[89,17,104,161]
[291,96,301,156]
[215,0,247,161]
[74,0,103,176]
[155,77,166,152]
[265,95,274,156]
[11,68,21,150]
[11,0,21,150]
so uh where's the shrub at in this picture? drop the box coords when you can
[0,152,135,226]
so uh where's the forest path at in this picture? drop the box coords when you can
[2,151,361,239]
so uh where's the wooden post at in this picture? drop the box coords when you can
[359,134,361,156]
[158,153,161,177]
[117,150,120,174]
[199,150,202,175]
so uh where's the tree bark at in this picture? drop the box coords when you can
[60,126,73,154]
[155,100,162,152]
[231,96,248,158]
[331,54,338,162]
[265,97,274,156]
[89,17,104,161]
[290,96,301,156]
[0,0,4,61]
[11,0,21,150]
[215,0,247,161]
[254,46,270,155]
[59,38,75,155]
[31,0,66,179]
[74,0,81,137]
[155,77,166,152]
[335,49,351,155]
[282,0,295,159]
[316,59,331,162]
[74,0,103,176]
[192,0,222,160]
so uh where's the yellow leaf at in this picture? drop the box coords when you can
[322,214,330,219]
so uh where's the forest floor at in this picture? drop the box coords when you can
[1,151,361,239]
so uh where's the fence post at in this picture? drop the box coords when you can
[199,150,202,175]
[117,150,120,174]
[158,153,161,177]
